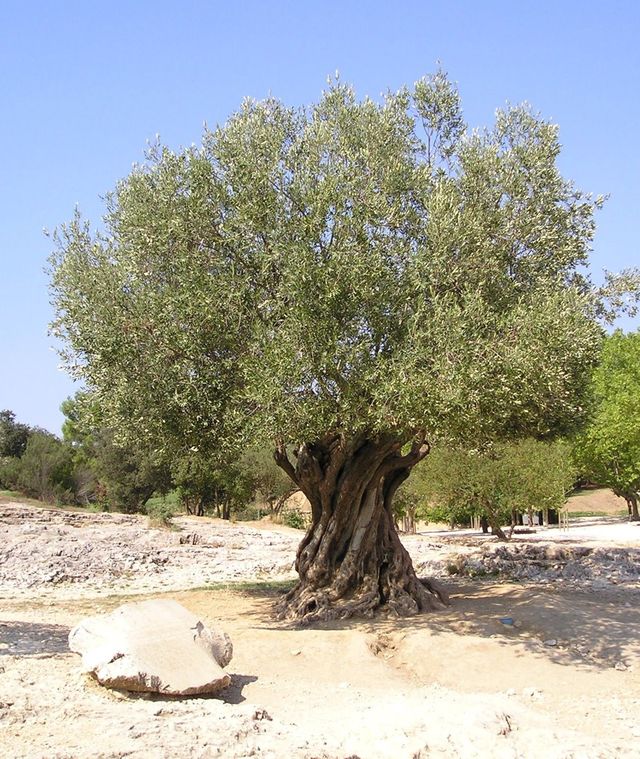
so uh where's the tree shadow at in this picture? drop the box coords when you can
[363,579,640,671]
[237,577,640,672]
[0,620,70,656]
[205,579,296,598]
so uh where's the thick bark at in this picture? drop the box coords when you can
[625,493,639,521]
[484,502,509,541]
[401,505,417,534]
[273,434,448,624]
[490,523,509,541]
[221,500,231,521]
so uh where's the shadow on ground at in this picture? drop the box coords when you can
[221,673,259,704]
[0,620,70,656]
[199,577,640,672]
[356,578,640,671]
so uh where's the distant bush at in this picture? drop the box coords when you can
[0,456,21,491]
[145,497,175,527]
[13,432,76,503]
[281,509,307,530]
[0,410,31,458]
[233,504,265,522]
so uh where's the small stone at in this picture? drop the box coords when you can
[513,620,523,629]
[290,649,302,656]
[615,662,627,671]
[252,709,272,721]
[543,639,557,647]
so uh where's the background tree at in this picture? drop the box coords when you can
[415,447,511,538]
[503,438,576,526]
[60,393,99,504]
[407,447,480,529]
[90,430,171,513]
[0,411,77,503]
[0,410,31,458]
[61,392,172,513]
[574,330,640,520]
[50,73,612,622]
[171,452,218,517]
[12,430,76,503]
[415,440,576,538]
[172,450,253,519]
[239,447,298,515]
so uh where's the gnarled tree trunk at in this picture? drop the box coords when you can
[273,434,448,624]
[613,488,640,521]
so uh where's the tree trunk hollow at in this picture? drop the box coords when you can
[274,437,448,624]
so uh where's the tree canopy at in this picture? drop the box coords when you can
[0,410,31,458]
[50,74,605,455]
[49,72,619,621]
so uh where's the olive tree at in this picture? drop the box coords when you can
[574,330,640,520]
[503,438,576,526]
[50,73,608,622]
[0,410,31,458]
[415,440,576,538]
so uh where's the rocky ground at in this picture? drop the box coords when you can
[1,499,639,758]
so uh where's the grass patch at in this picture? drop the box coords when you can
[0,489,20,498]
[0,490,55,508]
[568,510,628,518]
[204,578,296,597]
[0,490,99,512]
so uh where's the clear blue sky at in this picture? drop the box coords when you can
[1,0,638,434]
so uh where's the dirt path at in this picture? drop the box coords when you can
[1,501,639,758]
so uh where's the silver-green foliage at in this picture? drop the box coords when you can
[411,439,576,528]
[574,330,640,514]
[50,73,608,455]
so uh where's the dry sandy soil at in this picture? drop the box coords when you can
[1,498,639,758]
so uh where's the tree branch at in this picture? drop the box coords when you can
[383,432,430,473]
[273,442,298,485]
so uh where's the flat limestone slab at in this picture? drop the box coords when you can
[69,599,233,695]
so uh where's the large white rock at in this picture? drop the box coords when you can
[69,599,233,695]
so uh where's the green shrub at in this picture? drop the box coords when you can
[145,498,175,527]
[281,509,307,530]
[0,456,21,490]
[233,504,265,522]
